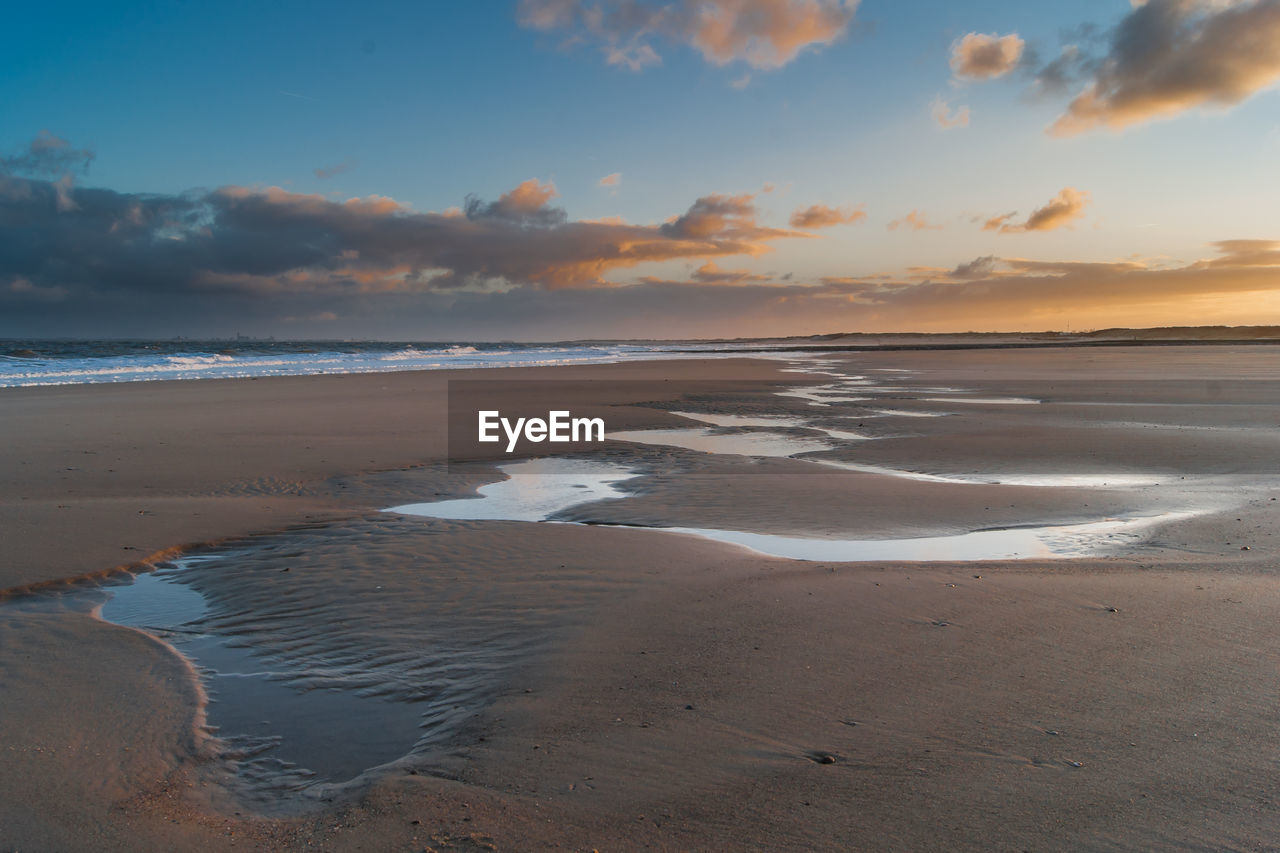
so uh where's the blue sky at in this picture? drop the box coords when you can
[3,0,1280,339]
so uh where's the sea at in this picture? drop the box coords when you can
[0,339,778,388]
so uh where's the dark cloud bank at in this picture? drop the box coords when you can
[3,134,1280,338]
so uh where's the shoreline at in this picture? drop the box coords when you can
[6,334,1280,391]
[682,337,1280,354]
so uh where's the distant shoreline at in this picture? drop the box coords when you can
[682,337,1280,354]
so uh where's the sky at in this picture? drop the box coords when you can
[2,0,1280,340]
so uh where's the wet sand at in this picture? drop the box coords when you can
[0,360,763,592]
[3,348,1280,850]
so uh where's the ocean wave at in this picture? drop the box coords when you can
[0,343,753,387]
[378,348,426,361]
[164,354,237,366]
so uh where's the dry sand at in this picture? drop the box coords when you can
[3,347,1280,851]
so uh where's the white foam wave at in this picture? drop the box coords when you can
[0,343,752,388]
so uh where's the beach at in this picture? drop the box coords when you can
[4,346,1280,850]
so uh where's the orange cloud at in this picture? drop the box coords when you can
[663,192,777,239]
[639,260,780,286]
[1050,0,1280,136]
[930,96,970,129]
[493,178,559,213]
[950,32,1024,80]
[888,210,942,231]
[684,0,859,68]
[789,203,867,228]
[598,172,622,187]
[984,188,1089,234]
[518,0,858,71]
[691,260,773,284]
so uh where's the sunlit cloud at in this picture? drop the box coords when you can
[639,259,778,286]
[659,191,803,242]
[464,178,565,226]
[691,260,773,284]
[598,172,623,186]
[1049,0,1280,136]
[517,0,859,71]
[983,188,1090,233]
[930,96,971,129]
[888,210,943,231]
[789,203,866,228]
[950,32,1025,80]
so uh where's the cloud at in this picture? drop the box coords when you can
[0,138,810,314]
[930,96,971,129]
[314,158,357,179]
[690,260,773,284]
[682,0,859,68]
[950,32,1025,80]
[282,310,339,324]
[517,0,859,71]
[789,203,866,228]
[1028,44,1097,98]
[982,212,1017,232]
[9,137,1276,339]
[6,276,67,301]
[464,178,567,226]
[4,187,1280,337]
[598,172,622,186]
[659,191,803,242]
[888,210,942,231]
[949,255,999,278]
[983,188,1090,233]
[1050,0,1280,136]
[640,259,779,286]
[606,41,662,70]
[610,240,1280,335]
[0,131,95,177]
[0,133,96,215]
[826,240,1280,327]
